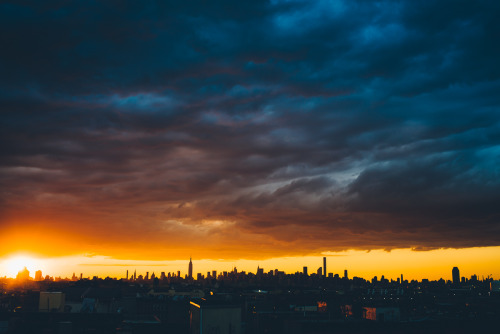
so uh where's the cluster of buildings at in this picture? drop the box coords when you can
[0,259,499,334]
[8,258,488,289]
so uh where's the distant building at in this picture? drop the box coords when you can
[190,300,241,334]
[294,305,318,312]
[323,257,327,277]
[34,270,43,281]
[452,267,460,284]
[303,266,308,276]
[16,267,30,281]
[341,304,353,318]
[490,280,500,293]
[363,307,400,322]
[39,292,65,312]
[344,269,348,279]
[188,258,193,279]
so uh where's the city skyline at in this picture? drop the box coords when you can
[0,256,490,282]
[2,256,497,334]
[2,265,490,284]
[1,1,500,282]
[1,249,498,282]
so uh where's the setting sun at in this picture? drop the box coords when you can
[2,255,39,278]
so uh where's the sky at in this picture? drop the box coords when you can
[1,0,499,279]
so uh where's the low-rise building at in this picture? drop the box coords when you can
[363,306,400,322]
[190,300,241,334]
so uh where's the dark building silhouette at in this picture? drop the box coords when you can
[452,267,460,284]
[188,257,193,279]
[190,300,241,334]
[323,257,326,277]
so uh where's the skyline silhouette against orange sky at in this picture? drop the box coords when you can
[1,247,499,281]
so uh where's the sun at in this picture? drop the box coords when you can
[2,255,40,278]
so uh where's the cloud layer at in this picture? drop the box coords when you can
[1,0,500,259]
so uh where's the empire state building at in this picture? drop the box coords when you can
[188,257,193,279]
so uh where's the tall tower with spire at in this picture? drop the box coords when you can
[188,257,193,279]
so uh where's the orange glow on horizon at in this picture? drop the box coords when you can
[1,247,499,281]
[0,222,88,259]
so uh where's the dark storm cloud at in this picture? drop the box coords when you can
[1,0,499,258]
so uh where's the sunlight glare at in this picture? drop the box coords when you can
[2,255,39,278]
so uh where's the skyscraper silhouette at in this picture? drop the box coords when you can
[35,270,43,281]
[188,257,193,279]
[452,267,460,284]
[323,257,326,277]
